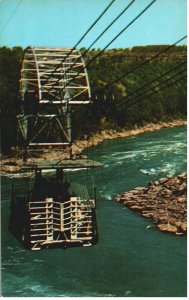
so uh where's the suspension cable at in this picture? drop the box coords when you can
[126,74,187,109]
[116,69,187,111]
[117,61,186,110]
[54,0,157,100]
[41,0,116,87]
[86,0,157,69]
[0,0,23,34]
[104,35,187,90]
[48,0,136,96]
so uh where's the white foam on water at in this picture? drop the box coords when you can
[158,162,177,176]
[140,169,156,175]
[173,132,186,138]
[7,246,14,251]
[140,161,181,176]
[110,151,125,157]
[111,152,139,161]
[149,142,186,155]
[148,152,158,157]
[111,151,139,159]
[2,259,21,267]
[104,195,112,201]
[45,287,117,297]
[124,290,132,295]
[22,283,55,296]
[116,161,122,165]
[102,140,185,166]
[33,259,44,263]
[28,285,42,292]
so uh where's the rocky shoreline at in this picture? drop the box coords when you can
[113,173,187,235]
[0,119,186,174]
[72,119,186,154]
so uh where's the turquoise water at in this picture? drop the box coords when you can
[1,126,187,296]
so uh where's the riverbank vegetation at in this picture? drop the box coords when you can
[0,45,186,153]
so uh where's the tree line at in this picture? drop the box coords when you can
[0,45,186,153]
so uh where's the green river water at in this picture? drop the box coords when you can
[1,125,187,297]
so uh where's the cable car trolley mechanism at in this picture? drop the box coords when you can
[9,46,102,250]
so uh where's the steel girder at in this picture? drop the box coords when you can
[20,46,91,104]
[18,46,91,155]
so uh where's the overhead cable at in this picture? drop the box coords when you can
[117,67,186,110]
[83,0,136,56]
[117,60,186,105]
[0,0,23,34]
[50,0,136,94]
[105,35,187,89]
[55,0,157,100]
[127,67,186,104]
[86,0,157,69]
[126,74,187,109]
[42,0,116,87]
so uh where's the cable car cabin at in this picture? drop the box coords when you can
[13,46,101,250]
[9,161,101,251]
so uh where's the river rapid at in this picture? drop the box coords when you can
[1,125,187,297]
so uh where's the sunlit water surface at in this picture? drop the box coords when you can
[1,126,187,296]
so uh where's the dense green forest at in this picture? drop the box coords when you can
[0,45,186,153]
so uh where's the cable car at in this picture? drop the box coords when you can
[9,46,102,250]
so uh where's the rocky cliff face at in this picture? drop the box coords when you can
[114,173,187,235]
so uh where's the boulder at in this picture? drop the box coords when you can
[141,212,154,218]
[132,190,143,195]
[114,196,121,202]
[123,193,134,198]
[124,200,137,205]
[157,224,177,233]
[144,205,157,210]
[130,205,143,211]
[177,197,186,203]
[180,223,187,232]
[169,218,177,226]
[178,182,187,191]
[159,178,168,184]
[134,187,145,191]
[178,173,187,179]
[175,221,182,227]
[113,173,187,236]
[158,216,169,223]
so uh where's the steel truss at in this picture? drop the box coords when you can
[18,46,91,156]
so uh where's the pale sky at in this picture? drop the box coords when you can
[0,0,187,49]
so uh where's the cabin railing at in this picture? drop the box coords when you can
[28,196,94,250]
